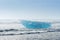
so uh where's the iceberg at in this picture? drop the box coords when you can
[21,20,51,29]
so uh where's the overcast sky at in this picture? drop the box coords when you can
[0,0,60,20]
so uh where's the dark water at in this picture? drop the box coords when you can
[0,29,60,40]
[0,28,60,36]
[0,29,44,36]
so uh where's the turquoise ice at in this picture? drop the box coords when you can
[21,20,51,29]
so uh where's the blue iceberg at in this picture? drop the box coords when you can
[21,20,51,29]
